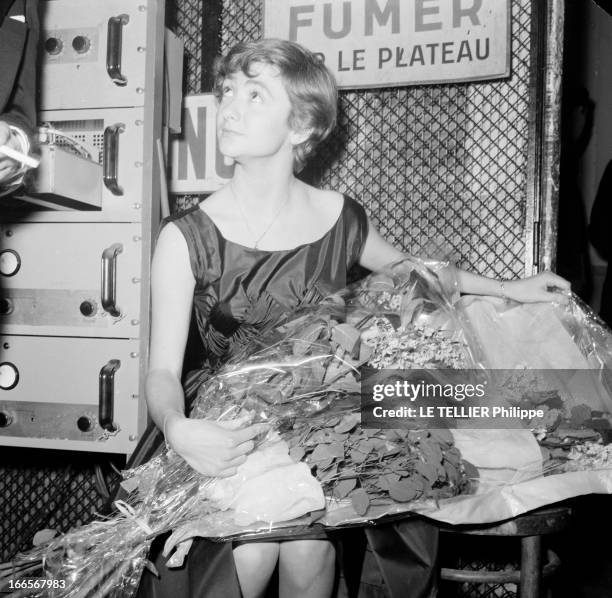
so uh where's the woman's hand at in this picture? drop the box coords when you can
[504,271,571,304]
[165,413,268,477]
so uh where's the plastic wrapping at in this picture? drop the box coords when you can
[429,293,612,524]
[10,257,612,597]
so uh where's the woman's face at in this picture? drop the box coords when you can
[216,62,298,164]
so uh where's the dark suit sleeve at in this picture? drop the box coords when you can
[1,0,39,137]
[589,160,612,261]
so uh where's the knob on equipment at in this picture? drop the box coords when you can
[77,416,93,432]
[0,298,13,315]
[0,412,13,427]
[72,35,91,54]
[0,250,20,277]
[45,36,63,55]
[0,362,19,390]
[79,300,97,317]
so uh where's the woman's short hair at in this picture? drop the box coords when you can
[214,38,338,171]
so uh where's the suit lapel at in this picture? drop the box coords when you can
[0,0,19,24]
[0,1,27,111]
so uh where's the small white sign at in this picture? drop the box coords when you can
[169,94,234,194]
[263,0,511,89]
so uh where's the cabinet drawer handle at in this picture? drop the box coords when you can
[99,359,121,432]
[101,243,123,317]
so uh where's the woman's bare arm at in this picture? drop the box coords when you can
[359,217,570,301]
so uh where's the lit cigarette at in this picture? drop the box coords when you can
[0,145,40,168]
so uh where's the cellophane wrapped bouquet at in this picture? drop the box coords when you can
[8,257,612,597]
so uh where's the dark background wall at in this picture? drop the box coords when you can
[559,1,612,315]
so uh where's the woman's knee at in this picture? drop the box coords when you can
[233,542,280,573]
[280,540,336,580]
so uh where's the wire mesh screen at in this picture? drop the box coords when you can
[0,449,121,562]
[171,0,204,94]
[214,0,534,279]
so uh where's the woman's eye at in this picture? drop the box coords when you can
[250,90,262,102]
[222,85,232,97]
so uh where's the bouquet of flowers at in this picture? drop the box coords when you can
[8,257,612,597]
[147,258,478,550]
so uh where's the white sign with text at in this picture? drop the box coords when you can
[169,94,234,194]
[263,0,511,88]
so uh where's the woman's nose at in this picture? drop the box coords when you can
[221,96,240,121]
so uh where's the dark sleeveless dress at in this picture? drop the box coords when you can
[135,195,438,597]
[175,194,368,393]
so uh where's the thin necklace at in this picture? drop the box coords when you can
[230,182,291,250]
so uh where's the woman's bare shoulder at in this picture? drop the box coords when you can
[198,187,230,219]
[301,184,344,218]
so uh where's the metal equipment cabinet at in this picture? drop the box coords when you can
[0,0,166,455]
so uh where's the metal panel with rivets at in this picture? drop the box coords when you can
[39,0,153,111]
[0,222,144,337]
[0,0,166,452]
[0,335,144,454]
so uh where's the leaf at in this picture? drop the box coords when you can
[386,314,401,329]
[419,439,444,465]
[428,429,454,448]
[550,448,569,459]
[292,321,327,355]
[32,529,58,547]
[376,476,390,491]
[408,474,427,492]
[443,460,460,485]
[310,361,328,385]
[358,439,376,454]
[385,472,400,484]
[289,446,305,462]
[369,438,388,453]
[430,486,455,500]
[310,444,336,463]
[322,359,351,385]
[388,480,420,502]
[570,403,592,427]
[316,457,334,470]
[318,463,338,484]
[327,442,345,460]
[383,445,402,458]
[408,430,428,443]
[359,342,374,363]
[334,413,360,434]
[413,461,438,483]
[558,428,599,440]
[309,429,335,444]
[350,449,368,464]
[443,446,462,467]
[382,429,405,443]
[462,460,479,479]
[331,323,362,357]
[334,478,357,498]
[328,374,362,393]
[350,488,370,516]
